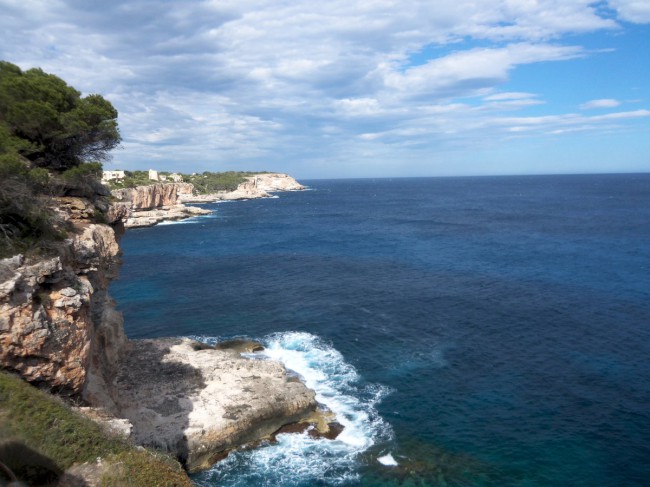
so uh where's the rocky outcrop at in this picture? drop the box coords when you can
[253,173,306,192]
[114,338,317,472]
[0,198,127,403]
[112,183,194,210]
[111,183,210,228]
[180,173,305,203]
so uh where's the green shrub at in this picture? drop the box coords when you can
[0,61,121,172]
[183,171,263,194]
[0,156,64,258]
[0,61,118,257]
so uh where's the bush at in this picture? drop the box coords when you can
[0,156,64,258]
[183,171,261,193]
[58,161,105,197]
[0,61,119,256]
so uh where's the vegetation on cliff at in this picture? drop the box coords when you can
[183,171,263,193]
[0,370,192,486]
[106,169,157,189]
[0,61,120,171]
[0,61,119,258]
[106,170,269,193]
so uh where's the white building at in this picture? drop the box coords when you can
[169,173,183,182]
[148,169,159,181]
[102,170,125,183]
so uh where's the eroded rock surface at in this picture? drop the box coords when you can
[0,199,126,399]
[111,183,210,228]
[180,173,305,203]
[114,338,317,472]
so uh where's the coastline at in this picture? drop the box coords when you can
[0,171,332,484]
[111,173,305,228]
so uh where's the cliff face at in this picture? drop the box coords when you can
[0,197,127,406]
[111,182,209,228]
[252,173,305,192]
[179,173,305,203]
[112,183,194,211]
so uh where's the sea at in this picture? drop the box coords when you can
[109,174,650,487]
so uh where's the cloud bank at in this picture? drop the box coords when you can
[1,0,649,176]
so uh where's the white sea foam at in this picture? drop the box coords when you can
[156,219,195,226]
[156,213,217,225]
[378,453,398,466]
[193,331,392,486]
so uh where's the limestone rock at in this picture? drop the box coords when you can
[179,173,304,203]
[0,217,125,396]
[113,338,317,472]
[111,183,211,228]
[52,197,96,222]
[252,173,305,192]
[1,180,321,474]
[111,183,194,211]
[74,407,133,439]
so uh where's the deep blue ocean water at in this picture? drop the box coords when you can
[110,174,650,486]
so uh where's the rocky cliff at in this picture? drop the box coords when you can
[0,187,323,473]
[253,173,306,192]
[112,182,194,210]
[180,173,305,203]
[0,197,127,409]
[112,182,210,228]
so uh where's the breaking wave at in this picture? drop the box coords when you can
[192,331,392,486]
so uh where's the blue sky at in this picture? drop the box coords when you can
[1,0,649,178]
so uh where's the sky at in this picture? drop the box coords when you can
[1,0,649,178]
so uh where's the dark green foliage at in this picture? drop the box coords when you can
[106,170,153,189]
[184,171,260,193]
[58,161,108,198]
[0,61,119,257]
[0,61,120,171]
[0,156,63,258]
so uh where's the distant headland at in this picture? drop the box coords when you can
[106,170,305,228]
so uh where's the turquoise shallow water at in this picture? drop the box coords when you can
[111,174,650,486]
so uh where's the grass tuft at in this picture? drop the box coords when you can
[0,371,192,486]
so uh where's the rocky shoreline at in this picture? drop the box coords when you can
[112,173,305,228]
[0,172,333,480]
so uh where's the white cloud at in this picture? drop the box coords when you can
[484,92,538,101]
[580,99,622,109]
[608,0,650,23]
[382,43,583,98]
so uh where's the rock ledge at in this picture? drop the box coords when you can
[113,338,317,473]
